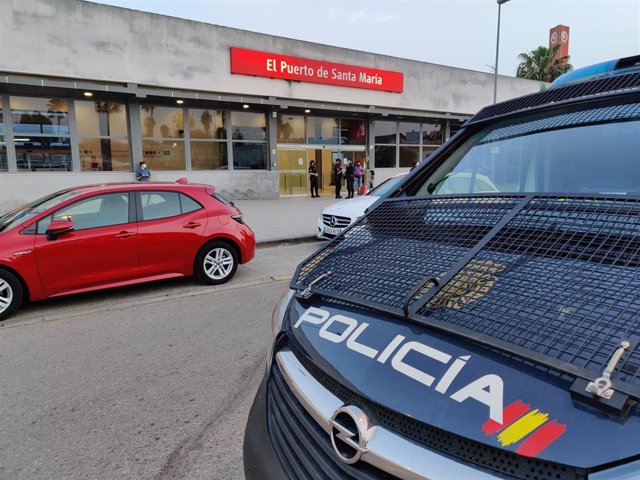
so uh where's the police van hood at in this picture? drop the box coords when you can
[287,298,640,470]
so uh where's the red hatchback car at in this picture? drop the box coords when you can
[0,181,255,320]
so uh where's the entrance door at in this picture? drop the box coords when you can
[277,150,308,195]
[311,149,367,196]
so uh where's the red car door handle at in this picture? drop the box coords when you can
[183,222,202,229]
[115,231,135,239]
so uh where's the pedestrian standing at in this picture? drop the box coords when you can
[136,161,151,182]
[354,161,364,193]
[368,169,375,190]
[333,159,343,199]
[308,160,319,197]
[345,159,355,198]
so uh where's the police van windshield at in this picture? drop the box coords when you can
[415,103,640,196]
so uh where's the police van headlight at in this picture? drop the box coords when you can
[271,289,296,338]
[266,289,296,372]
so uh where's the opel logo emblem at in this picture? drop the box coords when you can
[330,405,369,464]
[330,216,337,227]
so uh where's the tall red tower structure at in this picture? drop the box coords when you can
[549,25,570,64]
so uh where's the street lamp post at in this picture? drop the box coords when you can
[493,0,511,104]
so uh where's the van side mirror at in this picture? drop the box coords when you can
[46,219,74,240]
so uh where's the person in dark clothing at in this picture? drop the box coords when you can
[135,161,151,182]
[308,160,319,197]
[333,159,343,199]
[345,159,355,198]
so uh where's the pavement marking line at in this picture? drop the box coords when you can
[271,275,293,282]
[1,276,292,330]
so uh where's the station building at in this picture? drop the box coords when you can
[0,0,543,211]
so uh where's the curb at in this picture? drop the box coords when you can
[256,235,323,248]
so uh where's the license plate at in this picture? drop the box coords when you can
[325,226,344,235]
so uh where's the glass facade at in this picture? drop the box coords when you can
[0,94,456,179]
[141,105,185,170]
[76,101,130,171]
[340,119,366,145]
[307,117,339,144]
[11,96,72,171]
[374,119,446,168]
[231,111,267,169]
[190,109,227,170]
[277,115,306,143]
[278,116,366,146]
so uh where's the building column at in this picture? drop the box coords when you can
[67,99,81,172]
[226,109,233,172]
[268,111,277,171]
[2,94,17,173]
[128,101,143,168]
[183,107,191,171]
[368,119,375,169]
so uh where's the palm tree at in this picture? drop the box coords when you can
[516,45,573,82]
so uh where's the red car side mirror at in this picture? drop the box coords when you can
[46,219,75,240]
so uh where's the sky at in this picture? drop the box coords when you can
[90,0,640,76]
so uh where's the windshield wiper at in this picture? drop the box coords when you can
[425,172,452,194]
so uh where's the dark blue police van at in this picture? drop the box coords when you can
[244,56,640,479]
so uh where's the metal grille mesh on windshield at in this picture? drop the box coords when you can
[479,102,640,144]
[293,194,640,390]
[295,195,525,311]
[468,71,640,124]
[416,196,640,384]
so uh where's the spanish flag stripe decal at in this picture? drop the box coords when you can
[516,420,567,457]
[482,400,531,435]
[497,409,549,447]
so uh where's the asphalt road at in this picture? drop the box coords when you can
[0,241,324,480]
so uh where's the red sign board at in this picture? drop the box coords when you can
[230,47,404,93]
[549,25,570,64]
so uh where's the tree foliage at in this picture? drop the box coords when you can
[516,45,573,82]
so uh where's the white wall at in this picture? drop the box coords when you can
[0,171,279,214]
[0,0,543,116]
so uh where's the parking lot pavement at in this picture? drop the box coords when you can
[235,196,336,243]
[0,241,324,480]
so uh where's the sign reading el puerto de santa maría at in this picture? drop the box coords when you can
[230,48,404,93]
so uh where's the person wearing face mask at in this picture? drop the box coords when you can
[136,161,151,182]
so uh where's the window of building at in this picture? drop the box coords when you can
[340,119,366,145]
[375,120,445,168]
[374,146,396,168]
[231,111,266,141]
[399,146,420,168]
[11,96,72,172]
[399,122,420,144]
[76,101,130,171]
[307,117,339,145]
[423,122,443,145]
[140,105,185,170]
[277,115,306,143]
[0,97,6,172]
[374,121,397,168]
[190,109,228,170]
[231,111,267,169]
[374,121,397,144]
